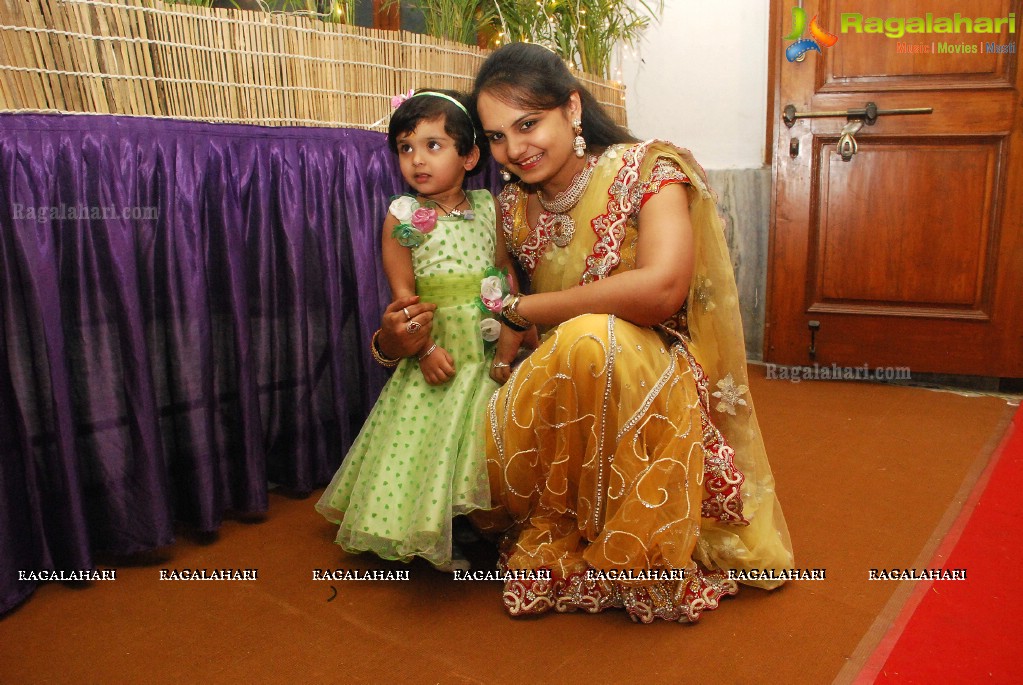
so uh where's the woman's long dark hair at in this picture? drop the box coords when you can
[470,42,638,148]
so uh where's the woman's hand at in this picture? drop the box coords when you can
[489,324,535,385]
[418,344,455,385]
[378,295,437,359]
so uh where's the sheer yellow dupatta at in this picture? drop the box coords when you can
[666,142,795,586]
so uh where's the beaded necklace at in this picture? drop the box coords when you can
[536,154,597,247]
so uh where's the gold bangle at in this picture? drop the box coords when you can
[371,329,401,368]
[501,293,532,332]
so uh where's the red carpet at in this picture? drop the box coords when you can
[860,403,1023,684]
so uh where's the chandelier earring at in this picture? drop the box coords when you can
[500,167,512,182]
[572,119,586,158]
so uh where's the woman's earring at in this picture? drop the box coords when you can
[572,119,586,158]
[500,167,512,182]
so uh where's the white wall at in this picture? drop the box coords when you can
[617,0,770,169]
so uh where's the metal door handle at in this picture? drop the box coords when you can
[784,101,933,160]
[783,102,932,128]
[837,121,862,161]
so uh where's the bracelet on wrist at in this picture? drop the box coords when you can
[501,314,530,332]
[500,293,532,332]
[371,329,401,368]
[418,343,438,361]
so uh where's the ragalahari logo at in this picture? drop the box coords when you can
[785,7,839,61]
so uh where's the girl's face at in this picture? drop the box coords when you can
[395,115,478,198]
[476,90,581,191]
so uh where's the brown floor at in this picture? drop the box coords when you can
[0,366,1015,685]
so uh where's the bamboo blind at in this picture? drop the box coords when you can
[0,0,627,129]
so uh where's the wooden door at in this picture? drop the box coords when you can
[766,0,1023,377]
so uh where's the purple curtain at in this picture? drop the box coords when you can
[0,113,500,616]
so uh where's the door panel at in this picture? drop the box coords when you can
[816,142,997,308]
[767,0,1023,376]
[828,0,1015,87]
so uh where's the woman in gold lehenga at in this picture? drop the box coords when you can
[465,43,794,623]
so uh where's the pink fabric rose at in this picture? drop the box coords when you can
[410,207,438,233]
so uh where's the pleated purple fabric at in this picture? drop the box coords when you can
[0,113,499,615]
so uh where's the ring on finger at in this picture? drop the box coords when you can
[406,320,422,334]
[402,307,412,321]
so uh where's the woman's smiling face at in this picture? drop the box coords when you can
[476,90,582,192]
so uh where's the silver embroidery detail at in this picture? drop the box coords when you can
[593,315,617,531]
[711,373,749,416]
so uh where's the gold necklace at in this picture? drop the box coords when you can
[537,155,597,214]
[536,155,597,247]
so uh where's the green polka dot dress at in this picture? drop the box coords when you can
[315,189,498,567]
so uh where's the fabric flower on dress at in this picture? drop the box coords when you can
[474,266,512,342]
[479,275,507,313]
[711,373,749,416]
[480,317,501,342]
[389,195,436,248]
[410,207,438,233]
[392,224,422,248]
[389,194,417,223]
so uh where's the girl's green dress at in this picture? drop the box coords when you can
[316,189,497,567]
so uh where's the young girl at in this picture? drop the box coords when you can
[315,90,511,571]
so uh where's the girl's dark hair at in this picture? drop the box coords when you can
[470,43,638,149]
[387,89,487,171]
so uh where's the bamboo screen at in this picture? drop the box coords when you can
[0,0,627,129]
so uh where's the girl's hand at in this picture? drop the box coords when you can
[419,345,455,385]
[489,325,531,385]
[379,295,437,359]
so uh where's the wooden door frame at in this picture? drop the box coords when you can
[766,1,783,169]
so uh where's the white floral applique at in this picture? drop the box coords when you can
[474,267,512,342]
[479,318,501,342]
[712,373,749,416]
[389,195,417,222]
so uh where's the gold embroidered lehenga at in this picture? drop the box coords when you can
[475,141,794,623]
